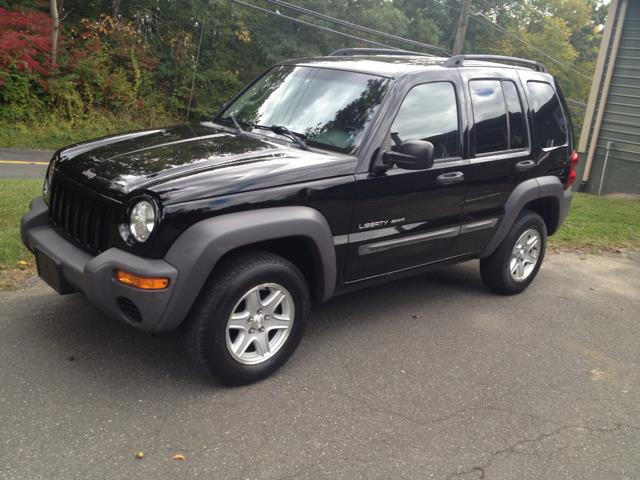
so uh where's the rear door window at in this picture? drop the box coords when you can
[526,81,567,147]
[469,80,509,154]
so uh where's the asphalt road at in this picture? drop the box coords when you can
[0,148,52,179]
[1,252,639,480]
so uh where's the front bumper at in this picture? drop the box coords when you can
[21,197,179,332]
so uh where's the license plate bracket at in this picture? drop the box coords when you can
[35,250,75,294]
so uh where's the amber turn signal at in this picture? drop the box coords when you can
[115,270,169,290]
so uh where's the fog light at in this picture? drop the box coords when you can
[115,270,169,290]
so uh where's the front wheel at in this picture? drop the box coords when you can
[185,251,310,385]
[480,210,547,295]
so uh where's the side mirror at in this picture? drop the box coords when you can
[379,139,435,173]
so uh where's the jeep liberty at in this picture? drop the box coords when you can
[21,50,577,384]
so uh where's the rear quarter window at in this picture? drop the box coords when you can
[526,81,567,147]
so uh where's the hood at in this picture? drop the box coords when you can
[54,123,357,204]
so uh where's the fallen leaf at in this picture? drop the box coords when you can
[16,260,30,269]
[172,453,186,461]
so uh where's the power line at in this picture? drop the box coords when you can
[230,0,402,51]
[261,0,450,55]
[233,0,591,109]
[566,98,588,107]
[469,10,592,80]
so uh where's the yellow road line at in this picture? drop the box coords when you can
[0,160,49,165]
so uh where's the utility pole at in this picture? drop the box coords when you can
[452,0,472,56]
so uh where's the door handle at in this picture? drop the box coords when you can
[515,160,536,172]
[436,171,464,185]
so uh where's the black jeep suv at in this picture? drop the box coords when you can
[21,50,577,384]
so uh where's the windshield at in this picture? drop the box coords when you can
[217,65,390,154]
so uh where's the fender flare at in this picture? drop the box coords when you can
[480,176,571,258]
[154,206,337,332]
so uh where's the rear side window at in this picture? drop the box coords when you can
[390,82,460,159]
[502,81,527,149]
[469,79,528,155]
[526,81,567,147]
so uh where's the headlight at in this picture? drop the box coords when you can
[129,199,156,242]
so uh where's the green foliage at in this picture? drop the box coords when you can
[1,0,606,149]
[0,70,46,122]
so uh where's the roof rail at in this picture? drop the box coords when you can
[329,48,432,57]
[443,54,547,72]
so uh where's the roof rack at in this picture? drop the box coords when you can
[443,54,547,73]
[329,48,432,57]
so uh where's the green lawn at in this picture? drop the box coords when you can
[0,112,175,150]
[0,180,41,270]
[549,193,640,251]
[0,181,638,271]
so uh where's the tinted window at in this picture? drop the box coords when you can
[389,82,459,159]
[502,81,527,149]
[220,65,390,154]
[526,81,567,147]
[469,80,509,154]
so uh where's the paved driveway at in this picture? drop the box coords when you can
[1,252,639,479]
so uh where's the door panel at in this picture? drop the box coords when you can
[455,69,536,254]
[344,78,467,282]
[344,163,467,281]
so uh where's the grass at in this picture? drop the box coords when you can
[0,111,176,150]
[0,181,638,276]
[0,179,41,270]
[549,193,640,251]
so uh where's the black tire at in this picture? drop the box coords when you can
[480,210,547,295]
[185,250,310,385]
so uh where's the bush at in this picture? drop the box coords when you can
[0,7,168,127]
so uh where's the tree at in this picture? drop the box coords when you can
[50,0,59,65]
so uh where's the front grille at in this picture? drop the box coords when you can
[49,178,117,254]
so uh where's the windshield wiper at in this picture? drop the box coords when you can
[219,115,246,136]
[253,124,310,151]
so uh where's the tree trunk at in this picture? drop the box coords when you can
[452,0,472,56]
[113,0,121,19]
[50,0,59,65]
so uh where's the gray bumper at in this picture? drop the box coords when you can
[21,197,179,332]
[557,188,573,229]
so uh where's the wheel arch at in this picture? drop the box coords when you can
[215,236,324,303]
[523,196,560,235]
[154,206,336,333]
[481,176,569,258]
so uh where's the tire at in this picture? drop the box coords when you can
[480,210,547,295]
[185,250,310,385]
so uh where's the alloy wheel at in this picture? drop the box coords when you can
[225,283,295,365]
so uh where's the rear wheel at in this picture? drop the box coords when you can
[186,251,310,385]
[480,210,547,295]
